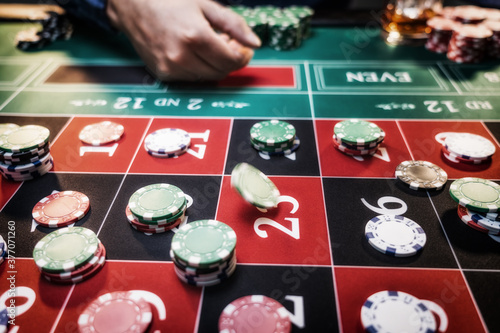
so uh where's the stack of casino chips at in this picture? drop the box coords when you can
[440,132,496,165]
[395,160,448,191]
[170,220,237,287]
[447,24,493,63]
[33,227,106,284]
[450,177,500,238]
[425,6,500,63]
[0,124,53,181]
[126,183,187,234]
[425,17,458,54]
[484,20,500,58]
[16,11,73,51]
[332,119,385,157]
[0,235,6,266]
[32,191,90,228]
[218,295,292,332]
[230,5,314,51]
[78,291,153,332]
[250,120,300,156]
[144,128,191,158]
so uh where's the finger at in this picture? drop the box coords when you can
[201,1,261,48]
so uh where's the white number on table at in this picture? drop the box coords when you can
[361,196,407,216]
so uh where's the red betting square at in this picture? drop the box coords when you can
[0,180,20,210]
[217,65,297,88]
[316,119,412,178]
[217,175,331,265]
[51,117,151,173]
[130,118,231,175]
[56,261,202,332]
[398,120,500,179]
[0,258,73,332]
[335,266,485,332]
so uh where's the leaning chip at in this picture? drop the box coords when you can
[395,160,447,190]
[231,162,280,209]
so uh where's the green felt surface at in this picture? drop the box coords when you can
[0,23,499,119]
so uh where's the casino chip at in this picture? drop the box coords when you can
[333,119,384,157]
[365,215,427,257]
[360,290,437,333]
[231,162,280,209]
[395,160,448,191]
[0,303,8,333]
[449,177,500,213]
[250,120,300,156]
[32,191,90,228]
[456,205,500,236]
[78,291,153,333]
[79,121,124,146]
[144,128,191,158]
[426,17,458,54]
[219,295,291,333]
[0,124,53,181]
[33,227,107,283]
[171,220,237,286]
[444,132,495,160]
[231,5,314,50]
[129,183,186,222]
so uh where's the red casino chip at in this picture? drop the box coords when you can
[456,205,498,234]
[32,191,90,228]
[219,295,291,333]
[78,291,153,333]
[447,24,492,64]
[425,17,457,54]
[43,249,106,284]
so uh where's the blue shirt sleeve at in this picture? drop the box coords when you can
[55,0,114,31]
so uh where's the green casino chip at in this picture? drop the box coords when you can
[231,162,280,209]
[33,227,99,273]
[129,183,186,221]
[250,120,296,147]
[171,220,237,268]
[449,177,500,213]
[334,119,382,145]
[0,123,19,136]
[0,125,50,153]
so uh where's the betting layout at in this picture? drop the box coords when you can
[0,114,499,332]
[1,6,500,333]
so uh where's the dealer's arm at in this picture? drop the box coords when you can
[57,0,261,82]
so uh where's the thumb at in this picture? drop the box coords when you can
[201,1,261,48]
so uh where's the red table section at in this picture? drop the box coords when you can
[398,120,500,179]
[316,119,412,178]
[130,118,231,175]
[217,66,297,88]
[50,117,150,173]
[335,266,486,332]
[217,175,331,266]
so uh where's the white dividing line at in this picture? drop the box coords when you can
[0,58,54,111]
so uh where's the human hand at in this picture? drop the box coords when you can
[106,0,261,81]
